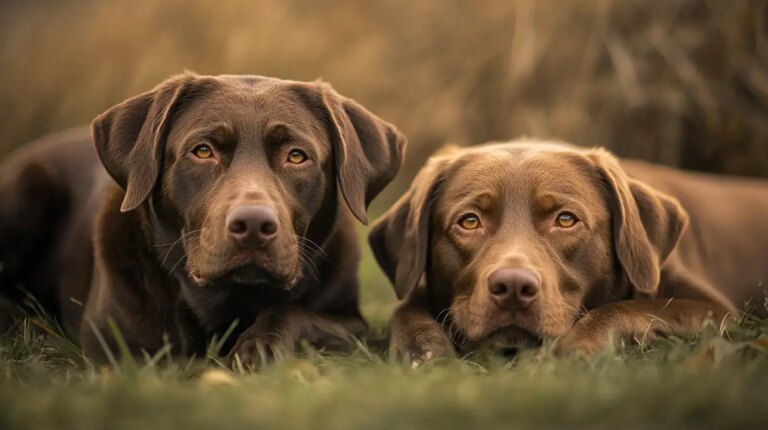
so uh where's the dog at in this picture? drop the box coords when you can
[369,140,768,364]
[0,72,406,364]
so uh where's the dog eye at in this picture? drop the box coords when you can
[556,212,578,228]
[458,213,481,230]
[192,144,213,159]
[286,149,308,165]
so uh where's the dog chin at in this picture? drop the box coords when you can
[190,263,292,288]
[483,325,542,350]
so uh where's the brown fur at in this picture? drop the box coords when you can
[370,140,767,363]
[0,73,405,365]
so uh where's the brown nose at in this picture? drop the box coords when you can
[226,204,279,248]
[487,268,540,309]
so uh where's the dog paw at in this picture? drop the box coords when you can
[553,334,601,357]
[390,326,454,367]
[228,331,296,369]
[553,325,613,357]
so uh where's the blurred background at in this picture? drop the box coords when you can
[1,0,767,321]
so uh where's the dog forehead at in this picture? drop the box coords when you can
[519,150,593,187]
[193,79,316,123]
[439,142,599,204]
[169,79,326,144]
[431,151,510,207]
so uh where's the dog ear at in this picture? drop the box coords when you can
[368,150,456,299]
[91,72,214,212]
[291,82,407,224]
[590,149,689,295]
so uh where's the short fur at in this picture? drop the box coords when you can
[0,73,406,364]
[369,140,767,363]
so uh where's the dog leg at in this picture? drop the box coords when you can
[555,298,736,355]
[227,306,366,367]
[389,288,455,367]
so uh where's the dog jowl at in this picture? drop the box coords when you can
[370,141,764,365]
[0,73,406,365]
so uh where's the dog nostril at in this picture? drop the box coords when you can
[260,220,278,236]
[487,268,540,308]
[226,204,279,247]
[489,282,508,296]
[520,284,537,298]
[229,220,247,234]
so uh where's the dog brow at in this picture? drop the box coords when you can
[183,122,236,146]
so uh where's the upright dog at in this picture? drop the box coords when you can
[0,73,406,363]
[370,140,768,363]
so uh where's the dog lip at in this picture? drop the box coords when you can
[198,263,285,287]
[190,272,206,285]
[485,324,542,348]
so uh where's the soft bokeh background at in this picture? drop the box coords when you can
[1,0,767,323]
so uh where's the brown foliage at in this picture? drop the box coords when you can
[1,0,766,207]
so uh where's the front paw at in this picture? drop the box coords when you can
[225,306,307,368]
[553,330,604,356]
[390,323,454,367]
[554,322,622,356]
[228,327,297,368]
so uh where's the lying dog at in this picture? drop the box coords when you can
[0,72,405,363]
[370,140,768,363]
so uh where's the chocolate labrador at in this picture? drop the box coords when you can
[0,72,406,364]
[370,140,767,364]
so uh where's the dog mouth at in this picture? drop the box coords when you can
[483,325,542,351]
[190,263,284,287]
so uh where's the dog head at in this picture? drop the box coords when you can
[370,141,686,349]
[93,72,405,288]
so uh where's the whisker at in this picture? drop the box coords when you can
[156,229,202,267]
[448,320,466,347]
[166,242,204,276]
[153,228,202,247]
[297,236,331,263]
[435,307,451,323]
[447,320,457,344]
[301,249,320,276]
[168,254,188,275]
[445,308,466,347]
[297,236,327,254]
[299,254,320,282]
[435,307,452,334]
[298,246,329,266]
[297,244,322,277]
[159,233,201,268]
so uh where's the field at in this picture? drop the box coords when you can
[2,247,768,429]
[2,0,768,428]
[2,306,768,430]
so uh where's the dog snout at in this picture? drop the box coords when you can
[487,268,540,309]
[225,204,279,248]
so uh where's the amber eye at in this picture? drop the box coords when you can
[458,213,481,230]
[287,149,307,164]
[192,144,213,159]
[556,212,578,228]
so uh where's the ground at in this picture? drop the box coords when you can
[1,241,767,429]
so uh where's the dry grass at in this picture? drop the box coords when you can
[1,0,767,210]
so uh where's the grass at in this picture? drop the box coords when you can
[1,238,768,430]
[2,311,768,429]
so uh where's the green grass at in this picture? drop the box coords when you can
[2,317,768,430]
[1,240,768,429]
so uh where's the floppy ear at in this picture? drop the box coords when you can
[590,149,689,295]
[291,82,407,224]
[368,151,455,299]
[91,72,213,212]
